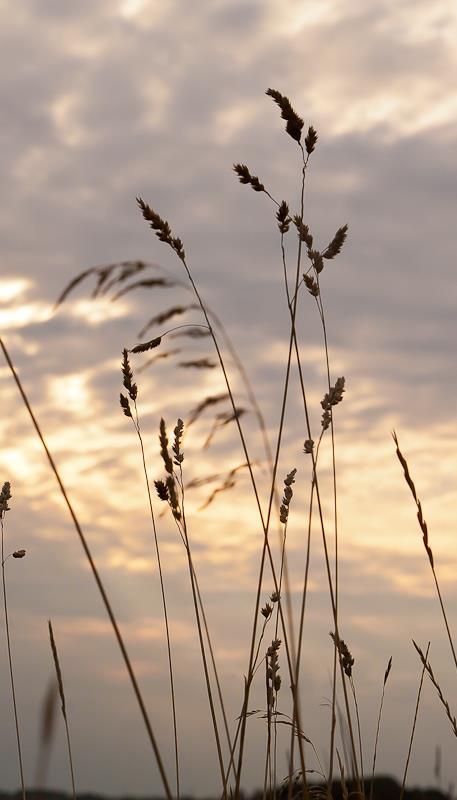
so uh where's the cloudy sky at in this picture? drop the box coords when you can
[1,0,457,796]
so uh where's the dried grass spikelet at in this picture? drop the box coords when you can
[265,88,304,143]
[121,349,137,402]
[330,631,354,678]
[261,602,273,619]
[112,278,176,301]
[188,393,229,426]
[266,638,281,708]
[308,249,324,274]
[321,377,345,430]
[324,224,349,260]
[392,432,434,568]
[303,438,314,454]
[12,550,26,559]
[279,467,297,524]
[178,358,217,369]
[0,481,12,516]
[203,407,246,449]
[101,260,149,296]
[171,328,210,340]
[139,305,195,337]
[305,126,318,154]
[321,377,346,410]
[154,479,169,502]
[166,476,181,521]
[55,259,155,307]
[172,419,184,466]
[139,304,199,338]
[303,273,319,297]
[119,393,132,418]
[197,462,249,511]
[137,197,186,262]
[321,410,331,431]
[413,641,457,737]
[276,201,291,234]
[159,419,174,475]
[130,336,162,354]
[384,656,392,685]
[233,163,265,193]
[293,215,313,249]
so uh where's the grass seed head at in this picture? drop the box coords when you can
[119,393,132,418]
[324,224,349,259]
[276,200,291,234]
[121,349,137,402]
[233,163,265,193]
[159,419,174,475]
[0,481,11,516]
[266,88,304,144]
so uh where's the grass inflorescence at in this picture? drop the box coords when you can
[1,86,456,800]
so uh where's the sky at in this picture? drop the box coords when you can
[1,0,457,796]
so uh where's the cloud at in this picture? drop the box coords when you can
[1,0,457,795]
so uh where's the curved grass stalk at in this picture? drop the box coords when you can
[393,433,457,671]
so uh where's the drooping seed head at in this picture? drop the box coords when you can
[266,88,304,144]
[233,163,265,193]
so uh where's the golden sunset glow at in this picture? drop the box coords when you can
[1,1,457,797]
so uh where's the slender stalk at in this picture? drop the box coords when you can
[48,621,76,800]
[369,657,392,800]
[1,515,26,800]
[0,337,173,800]
[138,221,308,797]
[349,676,364,788]
[173,511,235,777]
[399,641,430,800]
[233,151,311,800]
[393,433,457,672]
[176,468,228,799]
[132,402,180,799]
[315,285,340,792]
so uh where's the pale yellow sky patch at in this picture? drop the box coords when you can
[0,277,33,303]
[0,302,52,329]
[69,297,132,324]
[118,0,147,19]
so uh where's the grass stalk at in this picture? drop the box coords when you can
[0,489,26,800]
[369,657,392,800]
[133,400,180,799]
[399,641,430,800]
[48,621,76,800]
[393,432,457,671]
[174,462,229,800]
